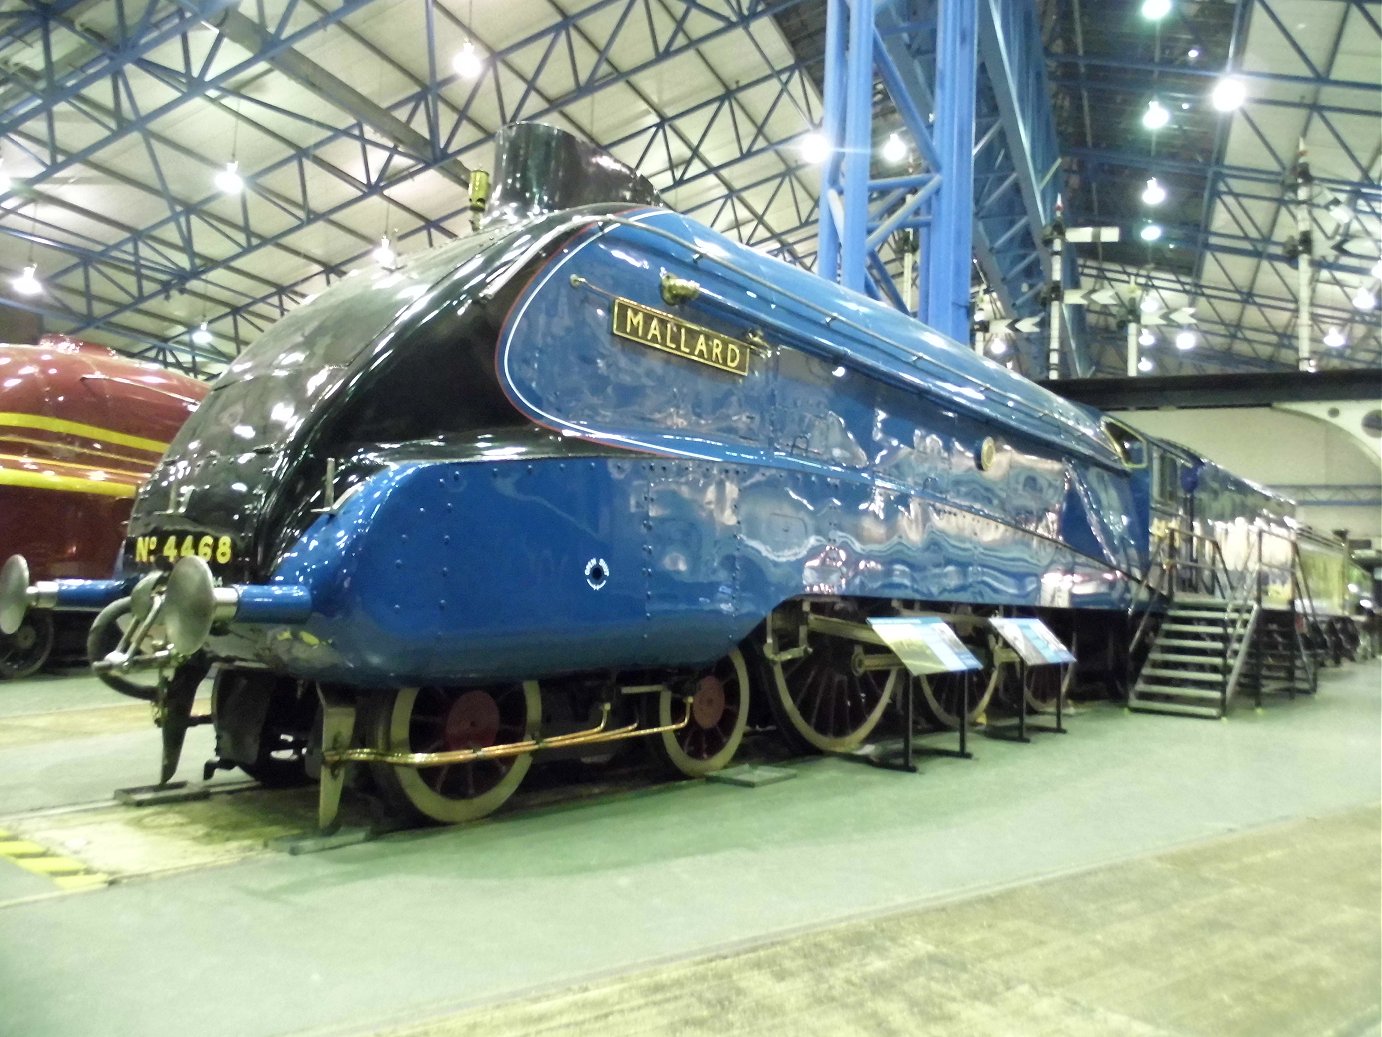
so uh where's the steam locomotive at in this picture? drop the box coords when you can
[0,124,1348,828]
[0,337,206,677]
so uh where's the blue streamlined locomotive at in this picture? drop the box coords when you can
[0,124,1331,827]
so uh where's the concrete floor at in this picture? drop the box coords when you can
[0,660,1378,1037]
[386,806,1381,1037]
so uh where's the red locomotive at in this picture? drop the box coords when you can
[0,336,207,676]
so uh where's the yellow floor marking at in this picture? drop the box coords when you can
[0,834,113,892]
[52,873,111,891]
[0,839,48,856]
[14,855,88,876]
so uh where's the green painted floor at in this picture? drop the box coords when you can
[0,660,1378,1037]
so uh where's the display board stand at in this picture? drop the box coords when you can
[984,617,1075,742]
[863,616,985,773]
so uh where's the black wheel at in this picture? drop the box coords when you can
[238,721,313,788]
[368,682,539,824]
[649,648,752,777]
[0,611,54,679]
[210,668,313,786]
[768,605,898,753]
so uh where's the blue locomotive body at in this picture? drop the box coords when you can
[11,123,1330,827]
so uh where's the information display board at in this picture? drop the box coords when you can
[988,617,1075,666]
[867,616,983,676]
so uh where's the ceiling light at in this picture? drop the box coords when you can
[988,335,1009,357]
[800,131,831,165]
[1139,329,1156,346]
[453,40,484,79]
[1187,47,1201,60]
[1180,102,1191,110]
[1175,330,1196,350]
[1138,357,1155,372]
[1140,295,1160,314]
[1140,223,1163,242]
[1211,77,1246,112]
[191,322,213,346]
[1141,0,1172,20]
[1142,99,1170,129]
[372,235,398,269]
[882,132,907,164]
[1323,327,1347,348]
[10,264,42,296]
[1142,178,1167,205]
[214,160,243,194]
[1352,286,1377,311]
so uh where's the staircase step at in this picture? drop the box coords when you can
[1169,607,1234,618]
[1148,651,1228,666]
[1175,594,1229,605]
[1133,684,1225,702]
[1129,701,1223,719]
[1161,623,1228,636]
[1155,637,1222,651]
[1140,668,1223,684]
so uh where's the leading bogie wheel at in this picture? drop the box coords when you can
[649,647,752,777]
[368,681,539,824]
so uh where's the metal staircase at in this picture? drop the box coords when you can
[1127,528,1274,720]
[1127,526,1328,720]
[1130,592,1261,718]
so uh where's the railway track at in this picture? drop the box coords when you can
[0,687,803,908]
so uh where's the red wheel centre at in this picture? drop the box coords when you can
[691,675,726,728]
[443,689,502,751]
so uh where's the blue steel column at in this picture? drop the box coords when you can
[923,0,978,341]
[816,0,848,281]
[839,0,876,292]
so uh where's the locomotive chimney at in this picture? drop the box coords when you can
[484,121,662,226]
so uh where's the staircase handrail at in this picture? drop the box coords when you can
[1250,522,1322,694]
[1289,540,1324,690]
[1163,527,1240,598]
[1129,532,1173,656]
[1219,552,1263,712]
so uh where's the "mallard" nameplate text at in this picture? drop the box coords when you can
[611,297,750,377]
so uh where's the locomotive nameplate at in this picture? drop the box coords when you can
[611,297,750,377]
[126,531,237,571]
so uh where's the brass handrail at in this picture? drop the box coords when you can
[325,697,694,768]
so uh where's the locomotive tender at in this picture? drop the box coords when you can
[0,124,1331,827]
[0,338,206,677]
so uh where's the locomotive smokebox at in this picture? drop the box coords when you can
[484,121,662,226]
